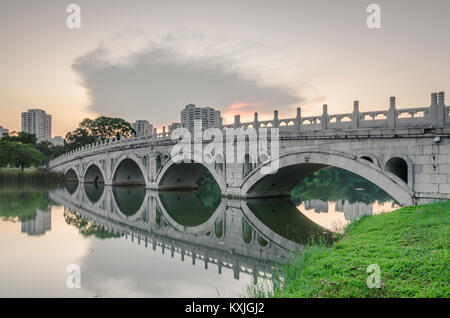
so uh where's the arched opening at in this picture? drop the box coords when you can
[64,169,78,182]
[155,154,162,172]
[84,164,105,184]
[113,158,145,186]
[385,157,408,183]
[242,217,253,244]
[247,163,328,198]
[215,217,225,239]
[159,161,219,191]
[215,154,224,173]
[361,156,374,163]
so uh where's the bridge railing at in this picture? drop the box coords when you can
[49,91,448,168]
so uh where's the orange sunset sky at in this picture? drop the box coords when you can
[0,0,449,137]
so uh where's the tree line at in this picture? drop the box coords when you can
[0,116,135,172]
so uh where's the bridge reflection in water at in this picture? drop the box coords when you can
[49,181,394,281]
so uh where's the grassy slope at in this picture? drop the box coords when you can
[251,200,449,298]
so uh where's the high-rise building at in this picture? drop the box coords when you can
[21,109,52,142]
[180,104,221,132]
[0,125,8,138]
[52,136,64,146]
[168,122,182,133]
[132,120,153,136]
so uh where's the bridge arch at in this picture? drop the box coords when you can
[155,152,226,192]
[112,154,147,186]
[83,163,105,184]
[64,167,79,182]
[240,150,415,206]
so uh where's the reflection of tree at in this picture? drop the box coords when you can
[64,210,121,239]
[291,167,393,205]
[0,189,50,221]
[196,171,221,210]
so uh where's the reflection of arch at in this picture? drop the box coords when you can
[83,183,105,204]
[155,192,226,234]
[64,168,79,182]
[112,187,147,220]
[83,163,105,184]
[156,152,226,192]
[385,155,412,187]
[241,200,318,252]
[112,155,147,186]
[241,150,415,206]
[64,179,79,194]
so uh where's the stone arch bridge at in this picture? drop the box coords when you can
[49,92,450,206]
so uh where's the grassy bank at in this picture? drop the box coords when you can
[250,200,449,298]
[0,168,64,187]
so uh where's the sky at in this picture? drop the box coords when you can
[0,0,449,137]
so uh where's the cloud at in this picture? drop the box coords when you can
[72,38,303,126]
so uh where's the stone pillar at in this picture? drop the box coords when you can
[352,101,360,129]
[253,112,259,131]
[437,91,445,128]
[388,96,396,128]
[153,128,157,137]
[296,107,302,131]
[234,115,240,129]
[322,104,328,130]
[273,110,279,128]
[429,92,438,126]
[162,126,166,137]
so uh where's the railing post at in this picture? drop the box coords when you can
[296,107,302,131]
[253,112,258,131]
[437,91,445,128]
[352,101,360,129]
[234,115,240,128]
[322,104,328,130]
[388,96,396,128]
[273,110,279,128]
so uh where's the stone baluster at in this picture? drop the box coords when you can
[295,107,302,131]
[234,115,240,129]
[253,112,259,131]
[437,91,445,128]
[352,101,360,129]
[388,96,396,128]
[273,110,279,128]
[322,104,328,130]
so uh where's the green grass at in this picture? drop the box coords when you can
[249,200,449,298]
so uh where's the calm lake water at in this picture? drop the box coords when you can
[0,169,399,297]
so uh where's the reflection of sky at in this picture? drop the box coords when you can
[0,205,254,297]
[297,200,400,233]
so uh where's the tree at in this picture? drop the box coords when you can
[79,116,135,140]
[64,116,135,150]
[2,131,37,145]
[0,140,45,172]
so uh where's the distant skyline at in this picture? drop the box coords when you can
[1,0,449,137]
